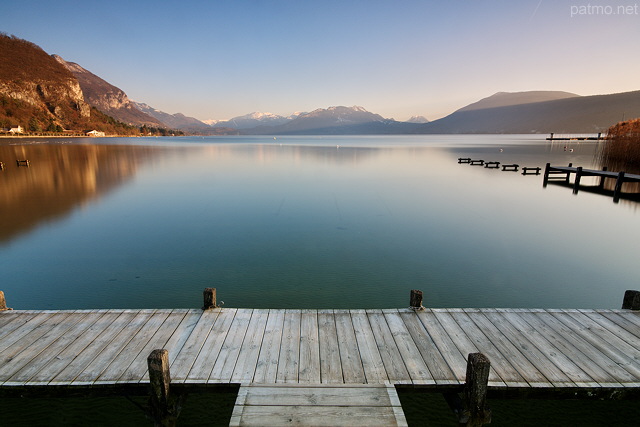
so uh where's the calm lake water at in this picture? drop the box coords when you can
[1,135,638,426]
[1,135,638,311]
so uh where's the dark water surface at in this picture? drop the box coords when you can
[1,135,638,425]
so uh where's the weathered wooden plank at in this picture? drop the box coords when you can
[2,307,640,397]
[539,310,637,385]
[210,308,253,382]
[367,309,411,384]
[238,384,398,406]
[0,312,60,354]
[14,311,121,386]
[0,311,89,381]
[398,310,458,385]
[0,311,39,336]
[118,310,189,383]
[431,310,506,387]
[173,308,229,382]
[383,310,433,385]
[95,310,172,384]
[161,309,203,368]
[230,405,406,427]
[318,310,342,384]
[170,308,221,382]
[230,384,407,427]
[334,310,366,384]
[187,308,237,382]
[350,310,388,384]
[231,310,269,383]
[464,309,551,387]
[299,309,321,383]
[49,311,140,385]
[450,310,530,387]
[517,311,623,387]
[276,309,301,383]
[415,310,467,383]
[71,310,155,386]
[500,310,598,387]
[577,310,640,352]
[552,310,640,380]
[253,309,285,384]
[598,310,640,339]
[480,310,577,387]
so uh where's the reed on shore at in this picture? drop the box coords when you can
[599,118,640,169]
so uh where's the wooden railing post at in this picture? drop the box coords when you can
[461,353,491,426]
[148,349,178,427]
[573,167,583,194]
[543,163,551,187]
[203,288,217,310]
[410,289,424,310]
[613,171,626,203]
[622,290,640,310]
[598,166,608,189]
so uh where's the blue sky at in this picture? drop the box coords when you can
[4,0,639,121]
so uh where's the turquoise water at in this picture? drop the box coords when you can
[1,135,638,311]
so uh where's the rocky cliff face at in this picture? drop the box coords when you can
[0,34,91,128]
[53,55,165,127]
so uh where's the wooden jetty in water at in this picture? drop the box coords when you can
[543,163,640,202]
[1,288,640,426]
[546,133,603,141]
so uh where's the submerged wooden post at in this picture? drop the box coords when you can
[148,349,177,427]
[410,289,424,310]
[543,163,551,187]
[461,353,491,426]
[573,166,583,194]
[613,171,625,203]
[598,167,608,189]
[202,287,217,309]
[622,290,640,310]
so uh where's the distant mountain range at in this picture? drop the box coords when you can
[412,90,640,134]
[241,106,409,135]
[2,34,639,136]
[210,112,296,129]
[132,101,218,133]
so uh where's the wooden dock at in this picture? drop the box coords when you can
[543,163,640,202]
[1,289,640,425]
[546,133,603,141]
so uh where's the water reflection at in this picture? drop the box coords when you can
[0,138,638,311]
[0,143,158,243]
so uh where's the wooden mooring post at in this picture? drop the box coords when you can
[202,287,217,309]
[622,290,640,310]
[147,349,180,427]
[461,353,491,426]
[443,353,491,426]
[410,289,424,310]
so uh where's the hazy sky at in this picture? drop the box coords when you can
[4,0,639,121]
